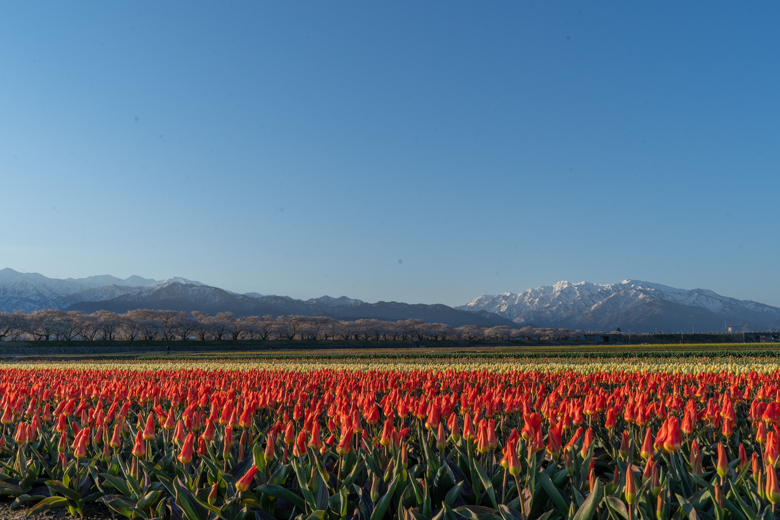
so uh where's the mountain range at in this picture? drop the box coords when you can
[458,280,780,332]
[0,268,514,328]
[1,268,778,332]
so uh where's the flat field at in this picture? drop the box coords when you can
[1,345,779,519]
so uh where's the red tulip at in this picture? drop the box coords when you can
[753,452,761,483]
[619,430,629,460]
[642,456,654,483]
[202,419,215,443]
[604,407,617,430]
[521,413,542,442]
[73,433,88,459]
[448,413,461,442]
[738,443,749,473]
[308,422,323,451]
[640,427,653,460]
[546,421,562,461]
[426,403,441,430]
[0,407,13,426]
[690,439,702,475]
[365,404,380,426]
[681,410,695,435]
[265,434,275,461]
[487,419,498,450]
[284,422,295,445]
[463,413,476,442]
[13,422,27,445]
[716,443,729,478]
[63,398,76,417]
[56,414,67,433]
[235,465,258,492]
[506,437,521,477]
[239,407,253,429]
[757,422,767,444]
[767,432,780,467]
[224,425,234,453]
[163,409,175,431]
[662,417,681,453]
[722,418,733,438]
[379,417,393,447]
[178,433,194,464]
[131,430,145,458]
[580,428,593,459]
[143,414,155,441]
[40,403,51,423]
[336,429,352,456]
[767,467,780,504]
[293,430,306,457]
[625,467,636,505]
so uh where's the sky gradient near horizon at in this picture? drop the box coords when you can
[2,2,779,307]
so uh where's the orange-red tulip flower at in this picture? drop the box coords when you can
[178,433,194,464]
[235,465,258,492]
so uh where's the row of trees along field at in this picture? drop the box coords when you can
[0,309,584,342]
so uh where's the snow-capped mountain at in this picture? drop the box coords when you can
[0,269,374,315]
[0,269,514,327]
[459,280,780,332]
[0,268,203,313]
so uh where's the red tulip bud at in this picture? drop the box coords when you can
[131,430,145,458]
[767,468,780,504]
[178,433,194,464]
[625,468,636,505]
[716,443,728,479]
[235,465,258,492]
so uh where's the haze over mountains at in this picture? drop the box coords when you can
[1,269,778,332]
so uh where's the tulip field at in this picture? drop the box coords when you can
[3,355,780,519]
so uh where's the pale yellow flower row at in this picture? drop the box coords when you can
[0,356,777,375]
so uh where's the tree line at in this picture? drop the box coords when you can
[0,309,585,342]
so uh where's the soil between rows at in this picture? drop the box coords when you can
[0,499,112,520]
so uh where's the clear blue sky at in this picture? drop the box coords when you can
[2,2,779,307]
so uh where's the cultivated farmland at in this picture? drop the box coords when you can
[0,353,778,519]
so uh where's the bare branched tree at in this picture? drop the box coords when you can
[0,308,585,344]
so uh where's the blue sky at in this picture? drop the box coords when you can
[2,2,779,306]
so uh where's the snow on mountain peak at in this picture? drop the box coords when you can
[458,279,780,331]
[150,277,205,288]
[0,269,208,313]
